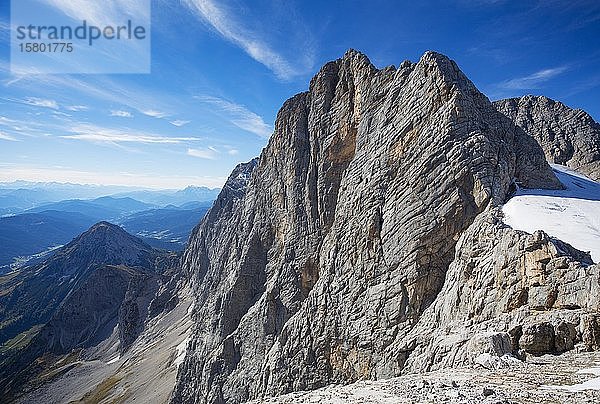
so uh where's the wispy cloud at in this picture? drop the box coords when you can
[23,97,59,109]
[195,95,272,138]
[183,0,305,80]
[0,131,18,141]
[40,0,150,26]
[497,66,569,90]
[111,110,133,118]
[62,124,200,145]
[52,110,72,118]
[66,105,89,112]
[0,116,17,125]
[227,149,239,155]
[4,67,174,121]
[170,120,191,127]
[187,146,219,160]
[0,20,9,40]
[142,109,169,118]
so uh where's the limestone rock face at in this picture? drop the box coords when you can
[398,210,599,373]
[494,95,600,181]
[172,50,565,404]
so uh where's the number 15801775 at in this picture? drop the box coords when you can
[19,43,73,52]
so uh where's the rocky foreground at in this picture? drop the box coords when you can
[253,351,600,403]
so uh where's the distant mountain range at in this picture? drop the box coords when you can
[119,205,210,250]
[0,183,220,216]
[0,195,213,272]
[113,186,221,206]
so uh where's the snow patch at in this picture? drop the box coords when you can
[543,365,600,392]
[474,353,521,370]
[502,165,600,262]
[106,355,120,365]
[174,336,189,367]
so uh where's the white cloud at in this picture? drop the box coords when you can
[228,149,239,155]
[170,120,191,127]
[142,109,169,118]
[498,66,569,90]
[52,110,72,118]
[184,0,302,80]
[39,0,150,26]
[3,72,176,124]
[187,147,219,160]
[195,95,272,138]
[66,105,89,111]
[62,124,200,145]
[0,131,18,141]
[111,110,133,118]
[23,97,59,109]
[0,116,17,125]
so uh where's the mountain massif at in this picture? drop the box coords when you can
[173,50,600,403]
[1,50,599,403]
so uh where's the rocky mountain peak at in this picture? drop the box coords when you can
[51,221,158,275]
[171,50,568,404]
[494,95,600,181]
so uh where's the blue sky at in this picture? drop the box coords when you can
[0,0,598,189]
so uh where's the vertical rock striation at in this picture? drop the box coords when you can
[172,50,565,403]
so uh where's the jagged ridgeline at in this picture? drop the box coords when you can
[172,50,599,403]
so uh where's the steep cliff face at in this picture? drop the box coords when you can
[173,50,564,403]
[399,210,599,373]
[494,95,600,181]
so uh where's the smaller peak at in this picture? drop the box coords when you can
[399,60,413,69]
[417,51,466,82]
[420,50,452,63]
[89,221,118,231]
[83,221,131,238]
[340,48,373,66]
[514,95,558,108]
[343,48,364,58]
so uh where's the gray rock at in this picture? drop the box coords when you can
[495,95,600,181]
[520,322,555,355]
[172,50,565,403]
[482,386,495,397]
[554,321,577,353]
[582,314,600,351]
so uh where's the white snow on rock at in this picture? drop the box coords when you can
[174,336,189,367]
[544,365,600,392]
[106,356,120,365]
[503,164,600,262]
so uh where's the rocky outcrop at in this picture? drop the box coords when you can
[397,209,599,373]
[250,351,600,403]
[495,95,600,181]
[172,50,566,403]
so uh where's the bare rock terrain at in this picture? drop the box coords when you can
[172,50,599,404]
